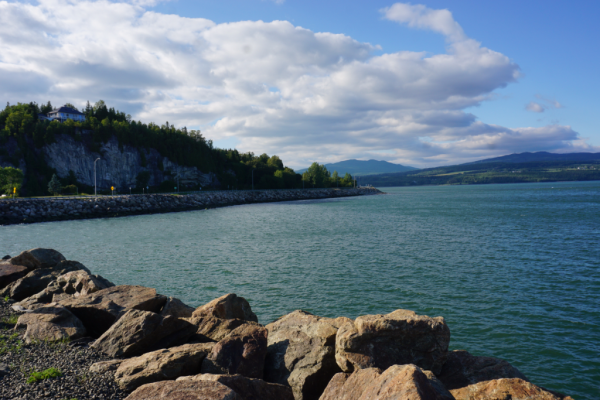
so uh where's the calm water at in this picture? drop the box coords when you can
[2,182,599,399]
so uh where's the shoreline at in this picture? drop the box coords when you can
[0,187,382,226]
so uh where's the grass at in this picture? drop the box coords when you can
[0,332,23,355]
[4,295,9,302]
[2,315,18,325]
[26,367,62,384]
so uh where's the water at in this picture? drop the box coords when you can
[1,181,599,399]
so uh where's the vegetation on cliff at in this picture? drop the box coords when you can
[0,101,345,196]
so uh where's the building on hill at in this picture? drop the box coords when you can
[47,106,86,122]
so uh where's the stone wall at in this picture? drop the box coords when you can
[0,187,382,225]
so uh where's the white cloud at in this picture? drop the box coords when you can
[535,94,564,109]
[0,1,593,169]
[526,102,545,113]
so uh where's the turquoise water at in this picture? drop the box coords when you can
[2,181,599,399]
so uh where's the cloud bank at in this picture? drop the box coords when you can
[0,1,593,168]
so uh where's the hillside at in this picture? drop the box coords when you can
[297,159,417,176]
[0,101,302,196]
[466,151,600,164]
[363,158,600,187]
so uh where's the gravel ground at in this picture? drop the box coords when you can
[0,300,129,400]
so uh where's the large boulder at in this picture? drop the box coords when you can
[92,309,197,357]
[178,374,294,400]
[115,342,215,391]
[1,260,90,301]
[335,309,450,375]
[192,293,258,322]
[59,285,167,336]
[89,360,123,374]
[320,364,454,400]
[124,380,239,400]
[0,262,28,290]
[160,296,194,319]
[9,248,66,270]
[264,310,342,400]
[450,378,574,400]
[437,350,528,391]
[15,304,86,343]
[189,315,253,342]
[16,270,114,309]
[201,324,268,379]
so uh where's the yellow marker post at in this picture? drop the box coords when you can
[13,187,16,199]
[111,186,114,196]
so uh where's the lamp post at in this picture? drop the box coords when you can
[94,158,100,197]
[251,168,254,190]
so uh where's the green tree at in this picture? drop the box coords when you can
[305,162,330,187]
[0,166,24,196]
[331,170,339,186]
[48,173,62,195]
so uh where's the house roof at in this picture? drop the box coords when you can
[49,106,85,115]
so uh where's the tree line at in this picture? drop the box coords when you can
[0,101,353,196]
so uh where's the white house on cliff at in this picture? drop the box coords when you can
[47,106,86,122]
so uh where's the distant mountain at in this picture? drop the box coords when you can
[297,159,417,176]
[466,151,600,164]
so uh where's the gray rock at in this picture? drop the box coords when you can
[264,310,342,400]
[92,309,197,357]
[9,248,66,270]
[178,374,294,400]
[335,309,450,375]
[160,296,194,319]
[124,379,238,400]
[59,285,168,336]
[0,363,9,377]
[0,262,28,290]
[189,315,256,342]
[89,359,123,374]
[115,342,215,391]
[192,293,258,322]
[15,304,87,344]
[436,350,528,391]
[201,324,268,379]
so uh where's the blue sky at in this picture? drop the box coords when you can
[1,0,598,168]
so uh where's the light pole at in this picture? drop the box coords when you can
[251,168,254,190]
[94,158,100,197]
[129,187,131,195]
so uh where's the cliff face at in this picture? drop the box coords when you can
[3,133,214,190]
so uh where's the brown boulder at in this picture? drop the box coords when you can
[189,315,254,342]
[115,342,215,391]
[2,260,90,301]
[124,380,239,400]
[16,270,114,309]
[437,350,528,390]
[320,365,453,400]
[335,309,450,375]
[192,293,258,322]
[0,263,28,290]
[201,324,268,379]
[264,310,342,400]
[92,309,197,357]
[160,296,194,319]
[9,248,66,270]
[15,304,86,343]
[178,374,294,400]
[59,285,167,336]
[450,378,574,400]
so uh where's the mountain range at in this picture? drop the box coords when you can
[297,159,417,176]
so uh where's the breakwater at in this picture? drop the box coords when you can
[0,187,381,225]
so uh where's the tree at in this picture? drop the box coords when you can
[48,173,62,195]
[331,170,339,186]
[0,166,24,196]
[136,171,151,189]
[267,155,284,170]
[305,162,330,187]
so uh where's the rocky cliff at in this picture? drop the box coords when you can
[43,134,214,190]
[0,133,215,192]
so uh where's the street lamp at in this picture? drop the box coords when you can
[94,158,100,197]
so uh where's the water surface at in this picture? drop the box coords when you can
[2,181,599,399]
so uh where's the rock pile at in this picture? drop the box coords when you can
[1,248,574,400]
[0,187,381,225]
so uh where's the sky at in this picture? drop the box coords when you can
[1,0,598,169]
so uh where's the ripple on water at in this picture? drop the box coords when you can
[1,181,599,399]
